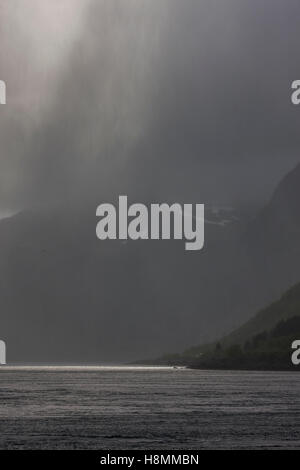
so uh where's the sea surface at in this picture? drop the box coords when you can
[0,366,299,449]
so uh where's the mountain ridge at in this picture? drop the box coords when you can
[1,162,300,362]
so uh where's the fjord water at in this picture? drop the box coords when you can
[0,367,299,449]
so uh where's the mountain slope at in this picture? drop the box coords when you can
[219,282,300,347]
[185,281,300,356]
[0,205,241,363]
[1,162,300,363]
[191,315,300,370]
[147,282,300,369]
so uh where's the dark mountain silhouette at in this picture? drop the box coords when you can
[244,161,300,268]
[142,282,300,369]
[216,282,300,348]
[239,162,300,309]
[0,205,240,362]
[191,314,300,371]
[0,163,300,363]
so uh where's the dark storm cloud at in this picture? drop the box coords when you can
[137,0,300,204]
[1,0,300,210]
[0,0,168,209]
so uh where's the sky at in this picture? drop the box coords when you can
[1,0,300,210]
